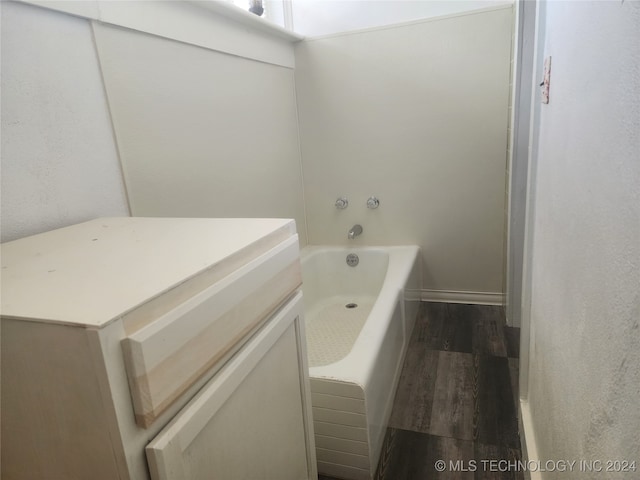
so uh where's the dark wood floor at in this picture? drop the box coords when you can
[319,302,522,480]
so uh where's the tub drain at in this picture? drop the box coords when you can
[346,253,359,267]
[345,303,358,309]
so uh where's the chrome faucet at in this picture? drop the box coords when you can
[348,224,363,239]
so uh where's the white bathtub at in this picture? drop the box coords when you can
[300,245,420,480]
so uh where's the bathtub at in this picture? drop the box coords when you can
[300,245,421,480]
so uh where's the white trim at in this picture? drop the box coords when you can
[15,0,299,68]
[15,0,101,19]
[505,0,520,327]
[519,400,543,480]
[293,313,319,480]
[187,0,303,41]
[282,0,294,32]
[519,0,546,409]
[420,289,505,306]
[15,0,302,41]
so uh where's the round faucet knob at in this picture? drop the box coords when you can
[367,196,380,209]
[335,197,349,209]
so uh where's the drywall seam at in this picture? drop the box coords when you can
[90,20,132,217]
[291,70,310,247]
[0,2,130,242]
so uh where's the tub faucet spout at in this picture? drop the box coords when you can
[348,224,363,239]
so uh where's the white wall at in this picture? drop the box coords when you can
[2,1,513,301]
[93,23,308,244]
[525,0,640,473]
[295,6,513,299]
[291,0,511,37]
[0,2,130,243]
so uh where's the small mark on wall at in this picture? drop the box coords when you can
[541,56,552,104]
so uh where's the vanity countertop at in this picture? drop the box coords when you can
[1,217,296,327]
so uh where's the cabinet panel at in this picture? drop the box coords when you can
[146,293,316,479]
[1,320,121,480]
[122,236,301,427]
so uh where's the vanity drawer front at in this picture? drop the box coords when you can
[121,235,301,428]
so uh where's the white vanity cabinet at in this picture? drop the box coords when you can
[1,217,317,480]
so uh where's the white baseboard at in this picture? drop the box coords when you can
[420,289,505,305]
[519,400,543,480]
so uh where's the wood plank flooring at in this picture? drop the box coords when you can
[319,302,522,480]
